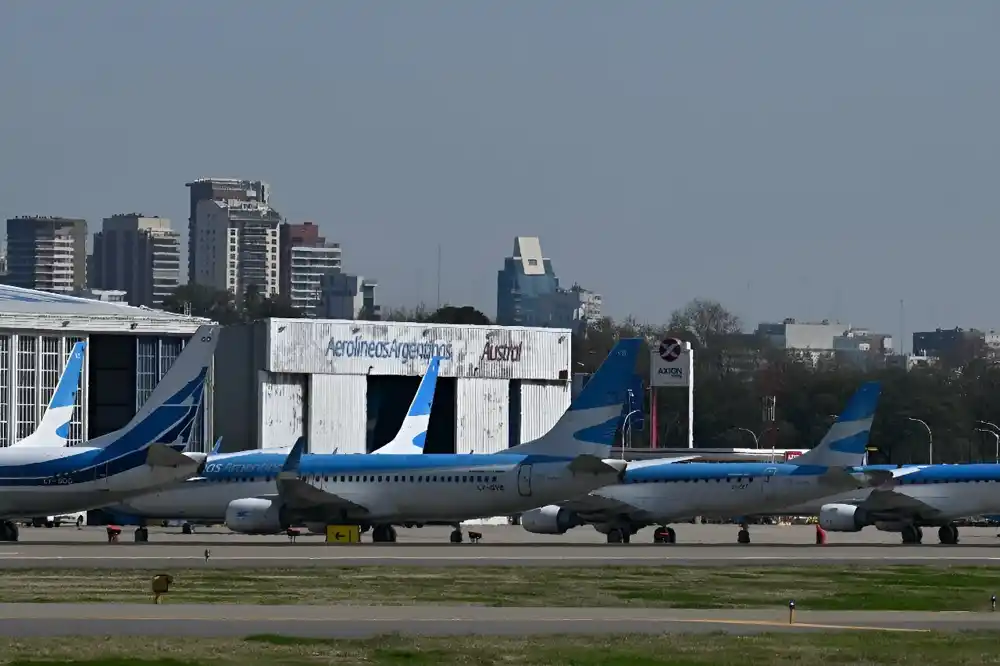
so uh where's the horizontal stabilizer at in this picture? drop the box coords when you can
[568,455,628,476]
[145,443,203,468]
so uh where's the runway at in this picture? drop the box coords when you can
[0,603,995,637]
[2,524,999,568]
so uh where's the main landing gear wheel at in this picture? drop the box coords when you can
[938,524,959,545]
[606,528,630,544]
[449,528,463,544]
[737,528,751,544]
[372,525,397,543]
[0,521,18,542]
[901,525,924,544]
[653,526,676,544]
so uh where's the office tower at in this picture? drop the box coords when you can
[91,214,180,308]
[279,221,342,316]
[5,216,87,294]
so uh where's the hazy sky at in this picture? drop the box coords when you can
[3,2,998,351]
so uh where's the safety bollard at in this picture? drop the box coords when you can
[788,600,795,624]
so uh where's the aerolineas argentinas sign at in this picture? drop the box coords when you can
[325,337,525,363]
[650,337,693,388]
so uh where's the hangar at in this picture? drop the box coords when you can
[0,284,214,451]
[214,319,573,454]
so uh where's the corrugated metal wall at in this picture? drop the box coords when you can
[456,377,510,454]
[258,371,305,449]
[265,319,571,381]
[308,374,366,454]
[519,380,571,444]
[213,323,269,452]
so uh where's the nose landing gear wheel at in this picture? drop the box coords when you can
[653,526,677,544]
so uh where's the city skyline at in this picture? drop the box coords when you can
[2,2,999,335]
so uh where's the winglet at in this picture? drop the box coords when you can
[279,436,306,478]
[371,356,441,455]
[210,436,223,456]
[11,341,87,448]
[789,381,882,468]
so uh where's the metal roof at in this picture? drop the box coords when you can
[0,284,213,335]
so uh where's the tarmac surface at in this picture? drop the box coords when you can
[2,524,1000,568]
[0,603,996,637]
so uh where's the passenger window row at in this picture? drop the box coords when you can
[199,474,501,484]
[628,477,756,484]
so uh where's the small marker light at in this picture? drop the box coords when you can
[992,595,996,611]
[788,600,795,624]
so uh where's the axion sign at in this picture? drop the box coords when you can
[650,337,691,388]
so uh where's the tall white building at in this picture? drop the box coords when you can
[192,199,281,297]
[286,245,342,316]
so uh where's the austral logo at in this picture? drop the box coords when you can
[481,341,524,363]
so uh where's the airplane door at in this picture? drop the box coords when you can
[761,467,778,500]
[95,462,110,489]
[517,464,532,497]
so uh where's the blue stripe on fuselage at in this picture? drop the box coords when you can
[203,452,579,481]
[851,463,1000,484]
[0,444,187,487]
[624,462,831,484]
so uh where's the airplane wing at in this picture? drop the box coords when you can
[274,436,375,516]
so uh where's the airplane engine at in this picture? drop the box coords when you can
[224,498,289,535]
[818,503,868,532]
[520,505,580,535]
[305,523,326,535]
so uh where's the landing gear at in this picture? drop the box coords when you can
[901,524,924,544]
[0,521,18,542]
[182,523,195,535]
[653,526,676,544]
[449,527,463,543]
[371,525,398,543]
[938,524,959,545]
[606,528,630,544]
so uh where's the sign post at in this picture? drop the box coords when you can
[649,338,695,449]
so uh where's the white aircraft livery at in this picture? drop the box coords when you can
[520,381,891,544]
[11,341,87,448]
[0,325,219,542]
[116,339,641,543]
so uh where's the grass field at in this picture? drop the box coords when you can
[1,564,998,611]
[2,631,1000,665]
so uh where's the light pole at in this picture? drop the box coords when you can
[733,427,759,449]
[622,409,642,460]
[907,417,933,465]
[976,428,1000,464]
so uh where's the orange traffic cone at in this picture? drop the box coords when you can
[815,523,827,545]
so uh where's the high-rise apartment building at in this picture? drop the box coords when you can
[191,198,281,297]
[90,214,180,308]
[279,222,342,316]
[4,216,87,294]
[320,272,379,319]
[185,178,269,284]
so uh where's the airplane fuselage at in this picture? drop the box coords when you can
[117,452,624,527]
[0,446,204,519]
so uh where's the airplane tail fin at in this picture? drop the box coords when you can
[277,436,307,481]
[11,341,87,448]
[507,339,641,458]
[372,356,441,455]
[790,381,882,468]
[92,325,219,463]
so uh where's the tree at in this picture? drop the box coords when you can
[667,299,743,347]
[426,305,491,326]
[162,284,304,324]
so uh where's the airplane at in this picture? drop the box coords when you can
[782,462,1000,545]
[519,381,895,544]
[108,356,443,529]
[115,339,641,543]
[11,341,87,448]
[0,325,219,542]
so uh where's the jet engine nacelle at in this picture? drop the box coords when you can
[520,505,579,535]
[224,498,288,535]
[818,503,868,532]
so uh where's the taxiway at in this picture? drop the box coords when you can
[1,524,1000,568]
[0,603,995,637]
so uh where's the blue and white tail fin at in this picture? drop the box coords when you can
[91,325,219,464]
[508,339,641,458]
[210,436,223,455]
[790,381,882,468]
[372,356,441,455]
[11,341,86,448]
